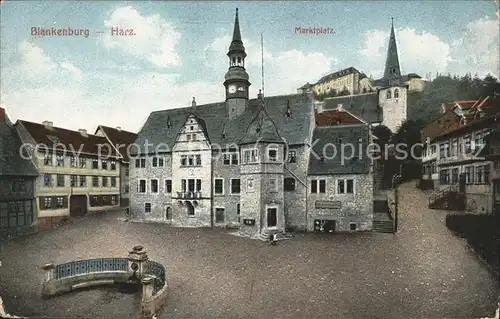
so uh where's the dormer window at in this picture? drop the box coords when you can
[394,88,399,99]
[386,90,392,99]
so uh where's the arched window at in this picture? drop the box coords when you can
[237,57,241,64]
[232,57,236,65]
[386,90,392,99]
[394,88,399,99]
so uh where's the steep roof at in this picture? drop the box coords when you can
[323,93,381,124]
[315,67,360,85]
[308,124,371,175]
[0,109,38,176]
[238,98,284,145]
[228,8,245,55]
[96,125,137,161]
[131,93,314,155]
[383,18,401,79]
[17,120,119,158]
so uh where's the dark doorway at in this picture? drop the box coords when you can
[186,201,195,216]
[314,219,336,233]
[267,207,277,227]
[166,207,172,220]
[459,173,466,193]
[70,195,87,217]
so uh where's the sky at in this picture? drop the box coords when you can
[1,1,499,133]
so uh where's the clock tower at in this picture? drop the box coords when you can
[224,8,250,119]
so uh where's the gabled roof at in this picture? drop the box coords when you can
[17,120,119,157]
[0,109,38,176]
[96,125,137,161]
[131,93,314,155]
[315,108,365,126]
[315,67,360,85]
[323,93,381,124]
[238,98,284,145]
[308,124,371,175]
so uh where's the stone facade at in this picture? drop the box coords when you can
[307,173,374,232]
[379,85,407,133]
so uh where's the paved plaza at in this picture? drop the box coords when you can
[0,182,498,318]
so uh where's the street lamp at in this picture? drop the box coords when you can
[392,173,402,233]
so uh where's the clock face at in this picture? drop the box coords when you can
[228,85,236,93]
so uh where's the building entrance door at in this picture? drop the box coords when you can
[266,207,277,228]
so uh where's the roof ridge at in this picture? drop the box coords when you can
[18,120,104,137]
[99,125,137,135]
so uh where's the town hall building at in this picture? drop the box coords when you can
[129,9,407,239]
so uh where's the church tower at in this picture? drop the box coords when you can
[224,8,251,119]
[383,18,401,86]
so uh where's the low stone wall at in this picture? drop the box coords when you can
[41,246,168,317]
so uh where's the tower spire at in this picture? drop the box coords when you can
[232,8,242,42]
[383,17,401,80]
[228,8,245,56]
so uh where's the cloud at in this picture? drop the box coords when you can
[102,6,181,68]
[359,28,452,78]
[449,18,499,77]
[2,41,220,133]
[204,34,337,96]
[358,17,499,78]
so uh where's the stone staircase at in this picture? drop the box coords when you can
[428,185,465,210]
[372,220,394,233]
[259,229,287,242]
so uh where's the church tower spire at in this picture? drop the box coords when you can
[224,8,251,119]
[383,17,401,81]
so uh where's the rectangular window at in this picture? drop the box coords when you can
[223,153,231,165]
[196,179,201,192]
[92,176,99,187]
[111,177,116,187]
[475,166,484,184]
[56,175,64,187]
[231,179,240,194]
[56,196,64,208]
[440,169,450,185]
[79,157,86,168]
[451,168,459,184]
[92,159,99,169]
[214,179,223,194]
[464,136,471,153]
[311,180,318,193]
[284,178,295,191]
[70,175,77,187]
[44,174,52,187]
[188,179,195,192]
[102,176,108,187]
[138,179,146,193]
[56,155,64,167]
[101,160,108,170]
[484,165,490,183]
[110,160,116,170]
[135,159,140,168]
[165,180,172,193]
[180,155,187,166]
[79,175,86,187]
[44,153,52,166]
[288,150,297,163]
[247,179,255,192]
[268,149,277,162]
[158,158,164,166]
[140,158,145,167]
[111,196,116,205]
[319,180,326,193]
[196,155,201,166]
[243,149,258,163]
[44,197,52,209]
[215,208,225,223]
[125,185,129,193]
[145,203,151,213]
[70,156,77,168]
[346,179,354,194]
[188,156,194,166]
[231,153,239,164]
[465,166,474,184]
[186,134,191,141]
[151,179,159,193]
[153,157,158,167]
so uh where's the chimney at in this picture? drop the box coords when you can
[337,103,343,111]
[78,129,88,137]
[42,121,53,128]
[192,97,196,107]
[257,89,263,101]
[441,103,447,113]
[0,107,5,121]
[116,126,122,131]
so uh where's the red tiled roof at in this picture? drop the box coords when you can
[315,109,364,126]
[96,125,137,161]
[17,120,119,157]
